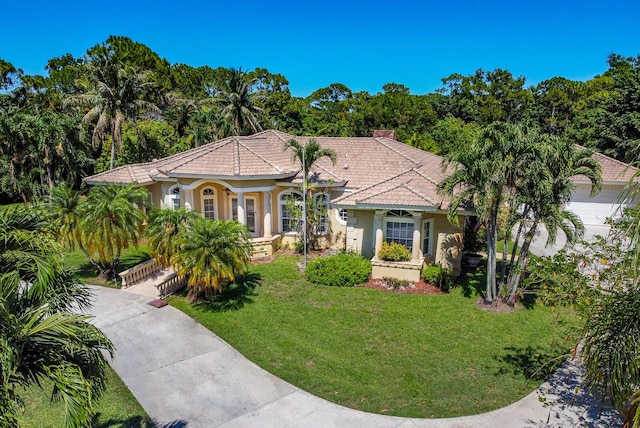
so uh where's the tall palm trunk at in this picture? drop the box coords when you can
[486,214,499,303]
[506,218,538,305]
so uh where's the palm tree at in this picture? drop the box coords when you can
[439,122,529,303]
[284,138,337,188]
[214,68,263,135]
[77,184,148,280]
[147,207,198,267]
[505,138,601,303]
[66,53,159,170]
[283,138,337,250]
[172,218,252,301]
[0,205,113,427]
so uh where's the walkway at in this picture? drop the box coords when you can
[88,286,621,428]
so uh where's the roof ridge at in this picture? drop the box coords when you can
[237,140,285,174]
[158,138,233,174]
[312,162,346,183]
[341,169,412,199]
[413,168,439,186]
[126,165,135,182]
[233,139,240,175]
[374,137,421,166]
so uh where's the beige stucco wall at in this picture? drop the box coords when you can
[346,210,375,258]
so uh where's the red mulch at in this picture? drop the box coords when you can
[356,278,444,295]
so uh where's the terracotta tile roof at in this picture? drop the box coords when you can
[332,169,444,208]
[84,130,455,209]
[579,150,638,183]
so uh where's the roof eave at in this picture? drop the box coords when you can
[164,172,298,180]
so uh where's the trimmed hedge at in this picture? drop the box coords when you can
[378,241,411,262]
[306,253,372,287]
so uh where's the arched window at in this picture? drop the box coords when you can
[279,190,303,233]
[169,187,181,210]
[384,210,414,249]
[314,193,330,234]
[202,188,216,219]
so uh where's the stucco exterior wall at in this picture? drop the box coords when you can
[346,210,374,258]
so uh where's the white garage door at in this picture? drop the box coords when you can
[566,184,628,225]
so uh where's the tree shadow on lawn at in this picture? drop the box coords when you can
[192,272,262,312]
[459,261,486,299]
[92,414,188,428]
[496,345,568,382]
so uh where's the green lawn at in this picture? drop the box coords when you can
[19,366,153,428]
[169,255,577,418]
[62,244,151,285]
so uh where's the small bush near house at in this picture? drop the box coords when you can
[421,263,455,291]
[383,276,411,290]
[378,241,411,262]
[306,252,372,286]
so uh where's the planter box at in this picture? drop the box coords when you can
[371,258,424,282]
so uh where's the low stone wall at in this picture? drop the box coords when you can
[371,258,424,282]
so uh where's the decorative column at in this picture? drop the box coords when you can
[263,191,272,238]
[184,189,194,211]
[412,212,423,261]
[237,191,246,225]
[374,210,385,258]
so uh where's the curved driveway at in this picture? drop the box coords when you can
[88,286,620,428]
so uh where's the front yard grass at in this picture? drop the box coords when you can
[19,366,153,427]
[169,255,578,418]
[62,244,151,285]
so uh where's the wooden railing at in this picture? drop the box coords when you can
[119,259,163,288]
[157,273,187,298]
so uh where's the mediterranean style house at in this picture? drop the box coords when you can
[85,130,470,278]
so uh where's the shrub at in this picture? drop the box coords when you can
[421,263,455,291]
[383,277,411,290]
[306,252,372,287]
[378,241,411,262]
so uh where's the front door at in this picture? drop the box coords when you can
[231,197,257,236]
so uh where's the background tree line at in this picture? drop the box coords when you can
[1,35,639,203]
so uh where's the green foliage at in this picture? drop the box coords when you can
[170,255,577,418]
[306,252,372,287]
[146,207,198,266]
[0,205,113,427]
[377,241,411,262]
[421,263,455,291]
[173,217,253,300]
[382,276,411,290]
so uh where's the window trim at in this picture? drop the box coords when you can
[278,190,303,234]
[314,192,330,235]
[335,207,348,225]
[201,187,217,219]
[168,185,181,210]
[384,210,415,250]
[422,218,434,256]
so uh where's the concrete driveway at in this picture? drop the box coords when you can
[87,286,620,427]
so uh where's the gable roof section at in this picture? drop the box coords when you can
[332,169,445,209]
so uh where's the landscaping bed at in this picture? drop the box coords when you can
[356,278,444,294]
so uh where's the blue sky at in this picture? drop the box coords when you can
[1,0,639,97]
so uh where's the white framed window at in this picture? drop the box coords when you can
[202,187,216,219]
[169,187,181,210]
[338,208,349,224]
[279,190,303,233]
[422,218,434,256]
[384,210,414,249]
[314,193,330,234]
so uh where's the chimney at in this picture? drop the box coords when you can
[373,130,396,140]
